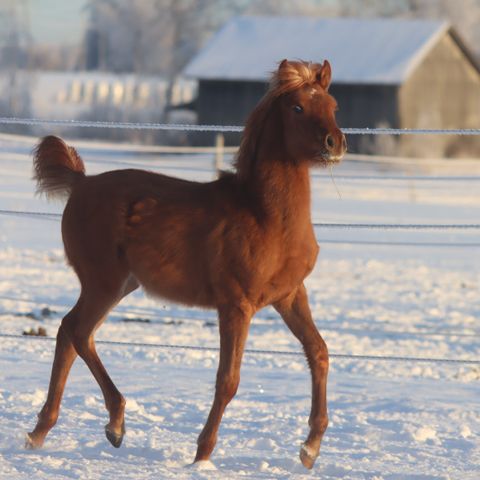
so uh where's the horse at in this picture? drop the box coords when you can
[26,59,346,469]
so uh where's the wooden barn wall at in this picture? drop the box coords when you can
[195,49,480,157]
[196,80,399,151]
[196,80,267,144]
[399,32,480,157]
[329,84,398,155]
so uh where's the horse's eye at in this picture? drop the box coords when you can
[293,105,303,114]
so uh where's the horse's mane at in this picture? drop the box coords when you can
[235,60,323,181]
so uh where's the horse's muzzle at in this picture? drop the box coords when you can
[324,131,347,158]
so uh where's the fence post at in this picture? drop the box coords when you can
[214,133,224,176]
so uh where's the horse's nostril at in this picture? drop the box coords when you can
[326,134,335,150]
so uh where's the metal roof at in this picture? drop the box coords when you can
[184,16,452,85]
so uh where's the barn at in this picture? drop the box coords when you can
[184,16,480,157]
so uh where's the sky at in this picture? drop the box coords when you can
[27,0,87,44]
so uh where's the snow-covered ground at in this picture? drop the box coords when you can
[0,132,479,479]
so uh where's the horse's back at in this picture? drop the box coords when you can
[63,168,222,232]
[60,168,241,305]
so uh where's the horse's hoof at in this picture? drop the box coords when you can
[25,432,41,450]
[188,460,217,471]
[105,422,125,448]
[299,443,318,469]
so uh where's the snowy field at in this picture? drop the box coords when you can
[0,132,479,479]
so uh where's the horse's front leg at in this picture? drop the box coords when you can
[195,302,253,463]
[274,284,329,469]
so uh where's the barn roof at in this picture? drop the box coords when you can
[184,16,459,85]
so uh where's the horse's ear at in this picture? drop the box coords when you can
[279,59,289,71]
[317,60,332,91]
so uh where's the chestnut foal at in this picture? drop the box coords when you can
[26,59,346,469]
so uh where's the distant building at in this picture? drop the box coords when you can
[184,16,480,157]
[0,71,196,120]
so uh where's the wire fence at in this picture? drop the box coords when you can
[1,332,478,366]
[1,116,480,136]
[2,280,480,368]
[1,117,479,371]
[313,222,480,230]
[6,148,480,181]
[314,174,480,182]
[4,146,480,182]
[315,239,480,248]
[2,293,479,339]
[1,208,479,232]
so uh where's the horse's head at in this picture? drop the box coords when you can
[275,59,347,165]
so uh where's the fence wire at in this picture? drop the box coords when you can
[1,119,479,370]
[1,293,479,338]
[1,332,479,366]
[1,208,479,231]
[1,116,480,135]
[4,150,480,183]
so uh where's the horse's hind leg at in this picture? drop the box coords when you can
[63,278,138,448]
[26,274,138,449]
[26,309,79,449]
[274,284,329,470]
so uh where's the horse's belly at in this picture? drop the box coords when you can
[125,242,215,308]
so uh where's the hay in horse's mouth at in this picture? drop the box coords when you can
[314,153,343,166]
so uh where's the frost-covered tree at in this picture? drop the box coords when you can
[85,0,479,75]
[85,0,246,75]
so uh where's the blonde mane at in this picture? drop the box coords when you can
[235,61,324,181]
[271,60,323,96]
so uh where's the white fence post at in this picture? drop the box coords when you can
[214,133,224,176]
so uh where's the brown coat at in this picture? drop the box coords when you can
[27,59,346,469]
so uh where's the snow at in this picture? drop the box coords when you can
[0,132,479,478]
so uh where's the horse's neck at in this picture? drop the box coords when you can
[252,146,312,231]
[238,98,313,232]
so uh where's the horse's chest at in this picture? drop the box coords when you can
[259,239,319,306]
[280,243,318,281]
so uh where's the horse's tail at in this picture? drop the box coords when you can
[33,135,86,199]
